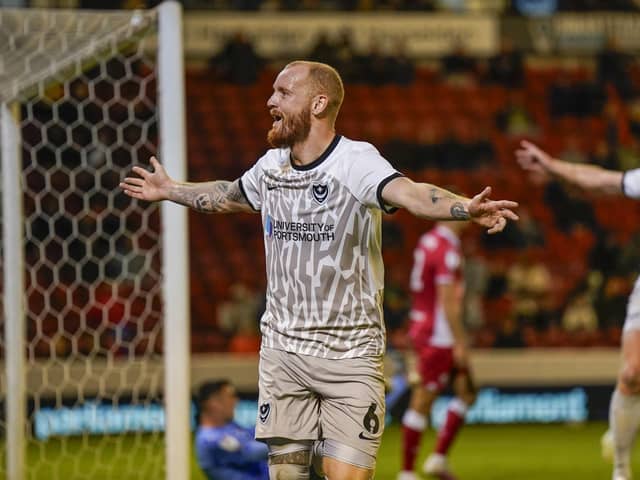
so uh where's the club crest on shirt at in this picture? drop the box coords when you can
[259,401,271,423]
[311,183,329,204]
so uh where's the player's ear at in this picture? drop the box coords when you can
[311,94,329,117]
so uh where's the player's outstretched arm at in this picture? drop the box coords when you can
[119,157,255,214]
[516,140,623,195]
[381,177,518,234]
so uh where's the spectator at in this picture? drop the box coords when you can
[562,289,599,333]
[518,208,546,247]
[629,97,640,141]
[548,71,575,118]
[210,31,263,85]
[506,249,553,328]
[359,38,392,85]
[438,123,468,169]
[617,137,640,172]
[619,232,640,276]
[486,37,524,88]
[458,119,495,168]
[493,316,525,348]
[596,274,633,329]
[543,180,599,234]
[495,92,538,137]
[590,140,619,170]
[383,275,410,344]
[559,135,588,165]
[440,41,478,86]
[386,38,416,85]
[307,31,336,66]
[217,283,261,338]
[412,121,444,169]
[333,28,359,82]
[589,231,623,276]
[597,36,634,99]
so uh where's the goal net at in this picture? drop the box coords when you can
[0,4,189,479]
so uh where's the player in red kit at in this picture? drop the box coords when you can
[398,221,477,480]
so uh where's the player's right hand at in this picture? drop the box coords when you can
[120,156,173,202]
[516,140,554,175]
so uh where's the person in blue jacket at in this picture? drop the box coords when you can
[195,380,269,480]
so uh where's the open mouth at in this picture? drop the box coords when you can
[270,110,283,127]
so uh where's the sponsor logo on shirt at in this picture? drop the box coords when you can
[264,214,335,242]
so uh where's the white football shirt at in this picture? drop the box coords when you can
[240,135,402,359]
[623,168,640,199]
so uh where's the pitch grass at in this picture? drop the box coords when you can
[9,421,640,479]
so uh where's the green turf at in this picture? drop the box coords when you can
[4,421,639,479]
[376,421,629,479]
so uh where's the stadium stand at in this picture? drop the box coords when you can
[184,60,640,352]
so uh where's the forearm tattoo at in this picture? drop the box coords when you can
[429,186,469,220]
[450,202,470,220]
[195,193,213,211]
[430,187,439,204]
[170,179,249,213]
[430,186,458,205]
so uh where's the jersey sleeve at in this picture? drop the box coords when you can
[434,246,462,285]
[239,154,268,211]
[344,143,403,213]
[622,168,640,199]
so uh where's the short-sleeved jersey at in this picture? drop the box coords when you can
[623,168,640,199]
[240,135,402,359]
[408,225,463,348]
[195,422,269,480]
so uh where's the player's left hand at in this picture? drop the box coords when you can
[467,186,519,234]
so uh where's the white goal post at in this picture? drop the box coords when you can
[0,2,190,479]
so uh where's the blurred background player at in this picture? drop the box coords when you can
[398,220,477,480]
[195,380,269,480]
[516,140,640,480]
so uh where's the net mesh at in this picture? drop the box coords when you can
[0,8,166,479]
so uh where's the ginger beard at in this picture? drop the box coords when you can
[267,104,312,148]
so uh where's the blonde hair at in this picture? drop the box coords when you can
[285,60,344,123]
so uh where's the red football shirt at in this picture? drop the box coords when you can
[408,225,463,348]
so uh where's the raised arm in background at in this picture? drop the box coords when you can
[516,140,624,195]
[119,157,256,214]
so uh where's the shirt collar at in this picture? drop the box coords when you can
[289,134,341,171]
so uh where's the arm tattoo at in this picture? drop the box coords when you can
[430,186,458,205]
[225,180,246,202]
[195,193,213,211]
[450,202,470,220]
[169,179,249,213]
[430,187,439,204]
[268,450,311,465]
